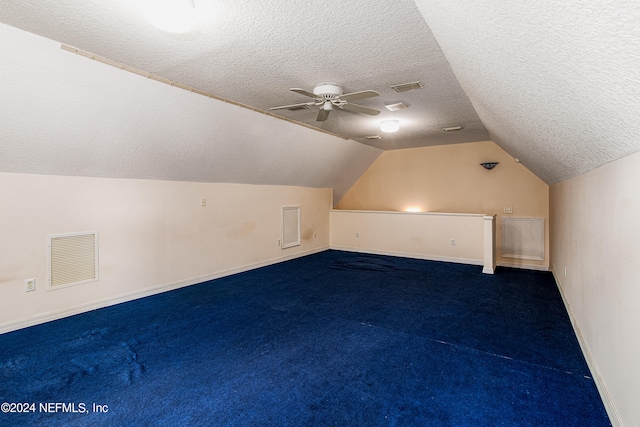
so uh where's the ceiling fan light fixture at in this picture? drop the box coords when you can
[380,120,400,133]
[271,84,380,121]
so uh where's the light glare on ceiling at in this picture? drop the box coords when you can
[380,120,400,133]
[131,0,197,33]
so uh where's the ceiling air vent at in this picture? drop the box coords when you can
[443,126,463,132]
[365,135,382,140]
[390,81,423,93]
[385,102,408,111]
[47,231,99,290]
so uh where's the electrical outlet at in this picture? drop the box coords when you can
[356,232,359,238]
[200,197,207,207]
[564,266,567,276]
[313,232,317,239]
[503,207,513,214]
[25,278,36,292]
[277,239,281,246]
[451,239,456,246]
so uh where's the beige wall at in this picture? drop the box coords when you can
[336,141,549,269]
[0,172,331,332]
[330,210,486,266]
[550,151,640,426]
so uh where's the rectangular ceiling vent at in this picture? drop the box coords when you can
[391,81,423,93]
[385,102,408,111]
[47,231,99,290]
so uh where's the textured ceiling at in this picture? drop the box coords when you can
[1,0,639,190]
[0,0,489,150]
[413,0,640,184]
[0,23,380,202]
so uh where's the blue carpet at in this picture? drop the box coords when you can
[0,250,610,426]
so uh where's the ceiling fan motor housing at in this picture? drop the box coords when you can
[313,83,343,98]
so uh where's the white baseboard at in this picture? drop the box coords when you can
[552,270,621,427]
[497,261,549,271]
[0,246,329,335]
[330,245,483,266]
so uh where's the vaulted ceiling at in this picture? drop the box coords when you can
[413,0,640,183]
[1,0,639,199]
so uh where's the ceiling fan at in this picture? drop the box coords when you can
[270,83,380,121]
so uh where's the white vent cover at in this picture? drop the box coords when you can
[385,102,408,111]
[281,206,300,249]
[502,218,544,260]
[390,81,424,92]
[47,231,99,290]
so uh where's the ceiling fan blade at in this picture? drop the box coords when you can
[270,102,315,111]
[290,88,318,98]
[316,108,330,121]
[340,103,380,116]
[340,90,379,102]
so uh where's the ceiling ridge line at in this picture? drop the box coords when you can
[59,44,348,141]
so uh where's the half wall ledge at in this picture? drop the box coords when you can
[329,210,496,274]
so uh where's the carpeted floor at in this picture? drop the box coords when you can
[0,250,610,426]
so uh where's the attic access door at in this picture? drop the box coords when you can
[281,206,300,249]
[502,217,544,261]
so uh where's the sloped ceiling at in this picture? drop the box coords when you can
[0,0,489,150]
[413,0,640,184]
[0,24,380,202]
[1,0,639,193]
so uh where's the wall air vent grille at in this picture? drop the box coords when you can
[47,231,99,289]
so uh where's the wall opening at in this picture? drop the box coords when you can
[281,206,300,249]
[502,217,544,260]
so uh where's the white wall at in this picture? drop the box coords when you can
[330,210,485,266]
[0,172,331,333]
[550,151,640,427]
